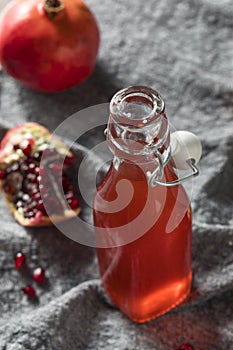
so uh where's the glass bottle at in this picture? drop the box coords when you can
[93,86,193,323]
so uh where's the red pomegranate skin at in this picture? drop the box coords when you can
[0,0,100,92]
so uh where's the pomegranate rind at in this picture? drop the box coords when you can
[0,122,80,227]
[0,122,73,166]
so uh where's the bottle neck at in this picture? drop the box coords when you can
[107,86,171,177]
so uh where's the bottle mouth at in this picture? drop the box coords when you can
[107,85,170,168]
[110,86,164,123]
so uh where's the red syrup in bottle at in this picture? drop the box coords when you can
[93,86,192,322]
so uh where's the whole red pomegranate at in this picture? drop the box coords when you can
[0,0,99,92]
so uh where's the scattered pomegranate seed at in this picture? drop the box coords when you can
[33,267,45,284]
[22,285,36,298]
[15,251,26,269]
[178,344,195,350]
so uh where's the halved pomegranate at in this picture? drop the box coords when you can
[0,122,80,226]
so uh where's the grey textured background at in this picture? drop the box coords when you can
[0,0,233,349]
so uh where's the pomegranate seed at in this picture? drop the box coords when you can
[22,285,36,298]
[15,252,26,269]
[22,193,30,201]
[37,200,44,210]
[33,267,45,284]
[37,201,47,214]
[0,170,6,180]
[33,151,43,161]
[25,157,33,166]
[20,163,28,172]
[21,140,32,156]
[24,212,34,219]
[27,163,36,173]
[4,184,12,194]
[17,191,24,199]
[16,200,24,209]
[178,344,195,350]
[13,144,20,151]
[31,186,38,194]
[28,200,36,209]
[32,192,41,201]
[10,162,19,172]
[68,197,79,209]
[34,167,40,175]
[26,172,36,181]
[64,154,75,165]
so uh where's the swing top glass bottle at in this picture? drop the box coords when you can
[93,86,192,323]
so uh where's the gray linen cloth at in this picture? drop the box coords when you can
[0,0,232,349]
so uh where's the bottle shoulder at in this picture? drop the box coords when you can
[94,160,190,208]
